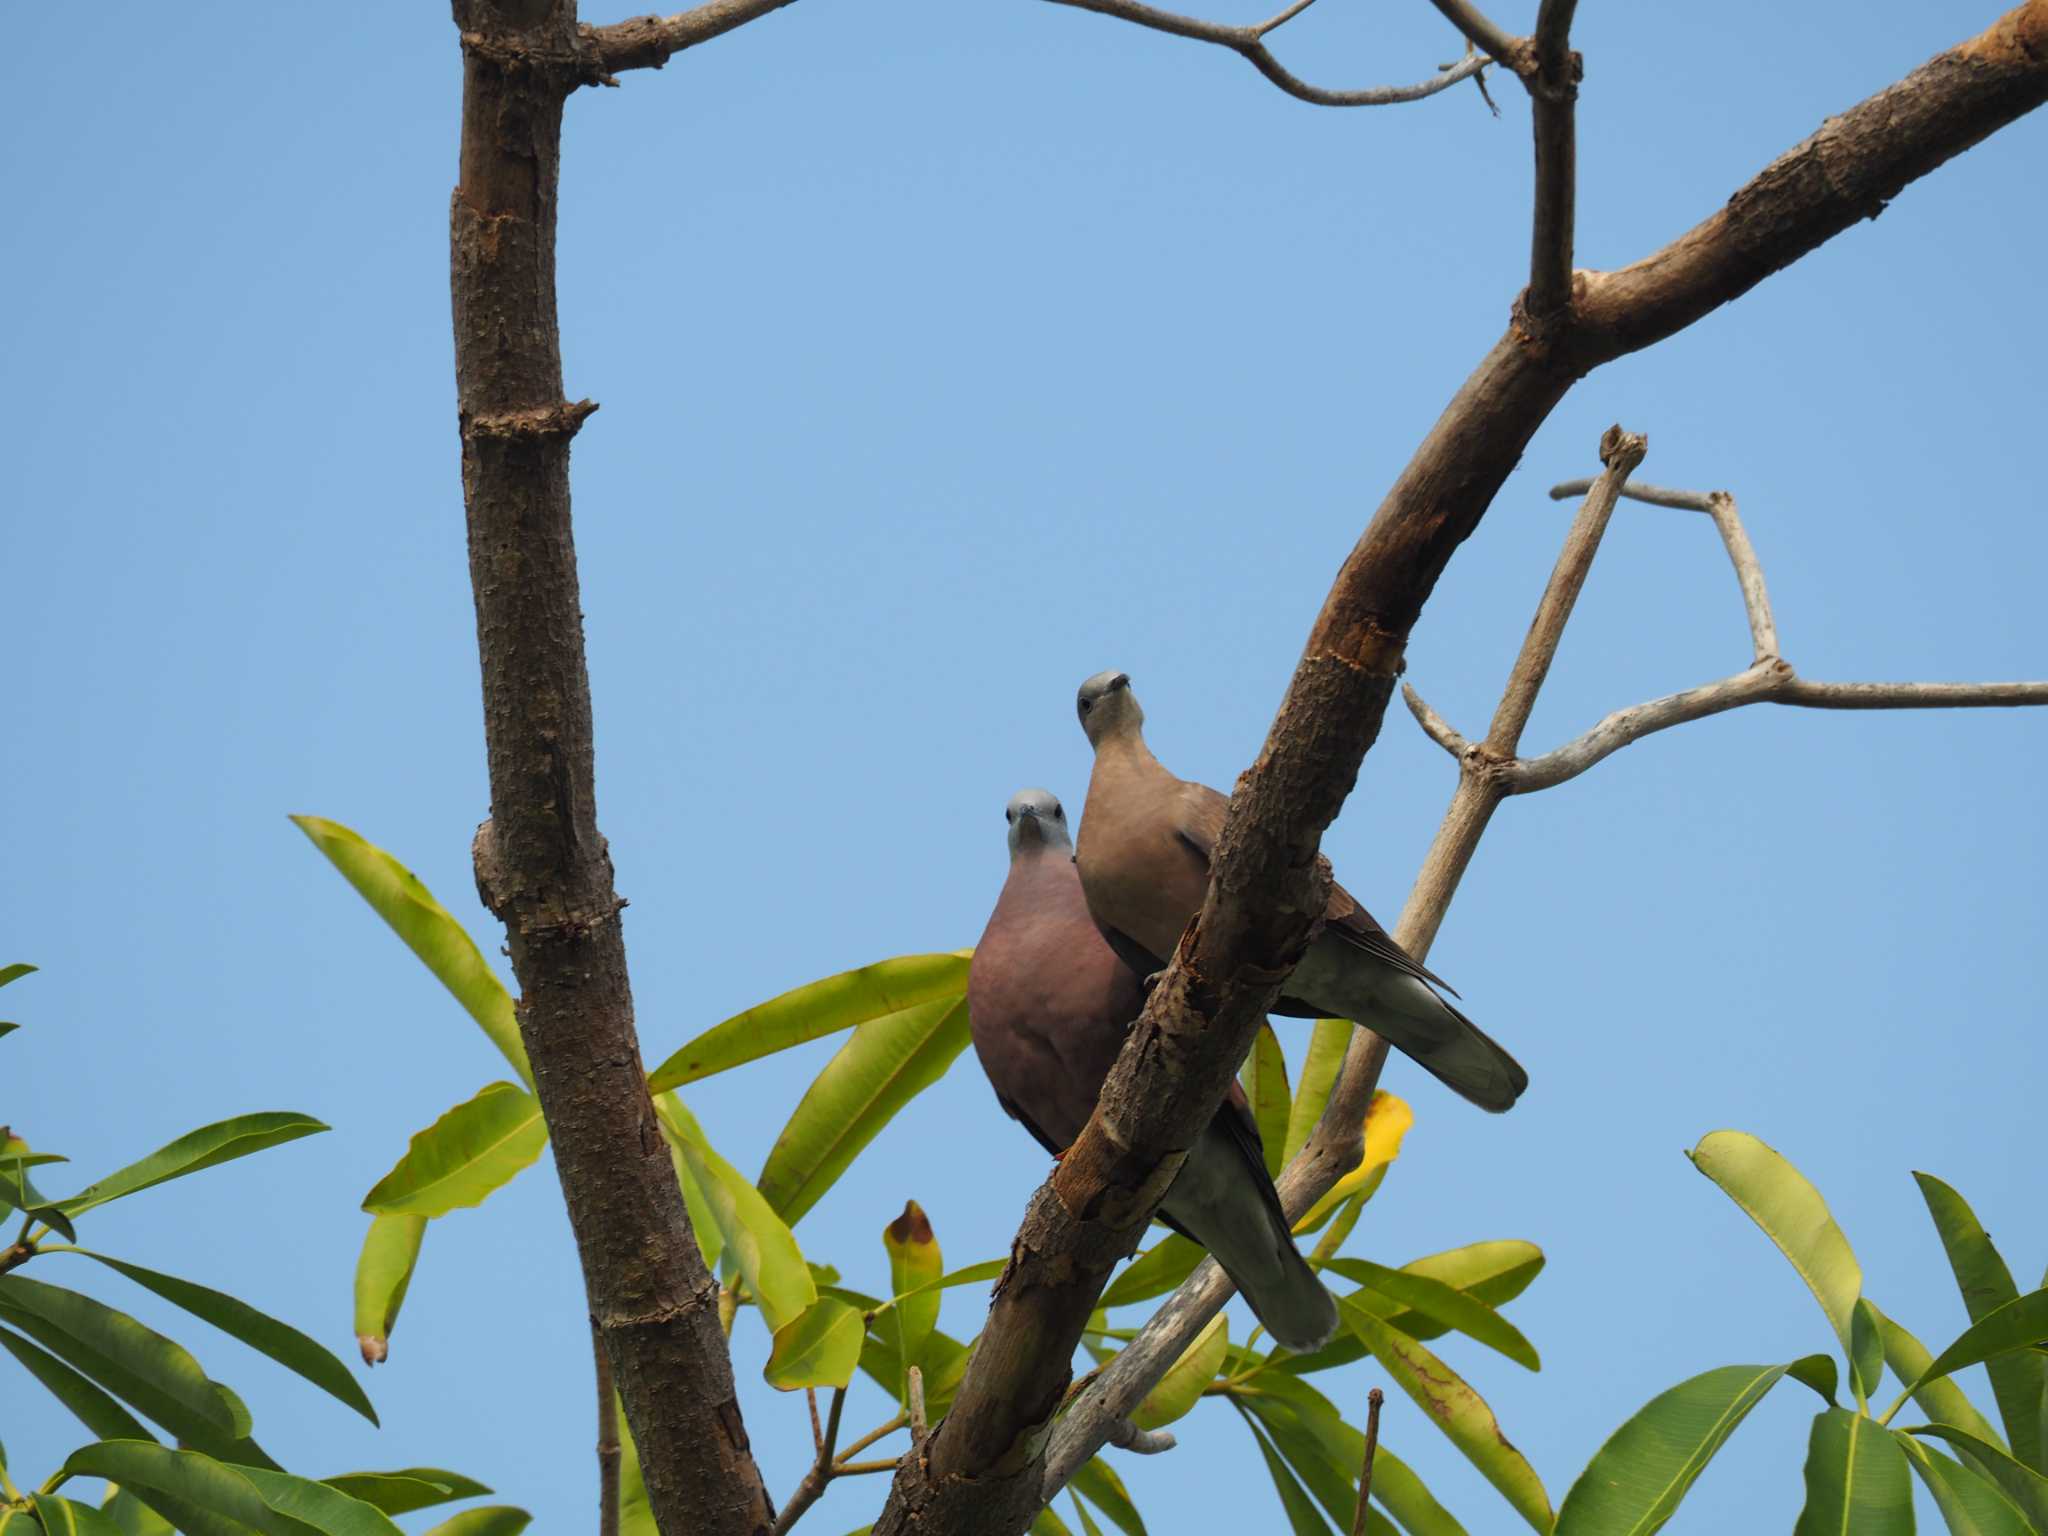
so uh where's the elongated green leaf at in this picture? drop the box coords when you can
[616,1398,655,1536]
[878,1261,1006,1312]
[1917,1175,2045,1473]
[1341,1299,1551,1532]
[0,1324,152,1441]
[418,1512,529,1536]
[59,1116,329,1219]
[883,1201,943,1395]
[0,964,36,989]
[1853,1299,1888,1403]
[765,1297,864,1391]
[1100,1235,1206,1311]
[1907,1425,2048,1530]
[756,996,972,1225]
[290,816,528,1087]
[0,1152,74,1240]
[649,954,970,1091]
[860,1326,970,1419]
[56,1250,375,1425]
[657,1097,813,1332]
[0,1023,17,1040]
[1282,1240,1546,1375]
[1069,1460,1146,1536]
[1236,1381,1362,1533]
[657,1104,725,1274]
[1282,1020,1352,1167]
[1792,1407,1913,1536]
[362,1084,545,1218]
[234,1469,403,1536]
[1132,1312,1227,1431]
[1910,1291,2048,1401]
[352,1216,425,1367]
[1896,1435,2033,1536]
[58,1443,287,1536]
[1689,1131,1863,1372]
[0,1509,37,1536]
[1069,1493,1104,1536]
[1554,1361,1810,1535]
[1323,1259,1538,1371]
[1241,1023,1290,1178]
[320,1473,488,1518]
[102,1489,175,1536]
[1236,1403,1337,1535]
[1369,1444,1470,1536]
[0,1277,240,1442]
[31,1495,122,1536]
[1870,1303,2007,1453]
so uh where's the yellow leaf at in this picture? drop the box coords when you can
[1294,1091,1412,1235]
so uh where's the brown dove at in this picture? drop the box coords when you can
[1073,671,1528,1113]
[968,787,1337,1351]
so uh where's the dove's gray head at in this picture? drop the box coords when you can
[1005,788,1071,857]
[1076,670,1141,748]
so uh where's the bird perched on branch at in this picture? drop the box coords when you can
[967,787,1337,1353]
[1072,670,1527,1114]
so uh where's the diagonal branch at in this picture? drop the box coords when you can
[1423,0,1521,65]
[584,0,801,77]
[1046,0,1489,107]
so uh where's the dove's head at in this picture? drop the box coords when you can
[1075,670,1142,748]
[1005,788,1071,858]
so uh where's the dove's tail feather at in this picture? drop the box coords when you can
[1160,1114,1338,1354]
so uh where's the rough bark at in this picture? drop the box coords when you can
[876,8,2048,1532]
[448,3,773,1533]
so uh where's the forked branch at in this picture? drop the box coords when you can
[584,0,802,77]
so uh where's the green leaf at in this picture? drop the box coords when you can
[0,1023,17,1041]
[1369,1445,1470,1536]
[56,1250,376,1425]
[859,1326,970,1420]
[320,1473,488,1518]
[1132,1312,1227,1431]
[59,1115,329,1219]
[0,1324,152,1441]
[1689,1131,1862,1374]
[1069,1493,1104,1536]
[0,1277,252,1454]
[362,1084,546,1218]
[57,1442,289,1536]
[1241,1023,1290,1179]
[1854,1299,1888,1404]
[1789,1354,1843,1407]
[1554,1361,1808,1535]
[1099,1235,1206,1311]
[1916,1174,2045,1473]
[1069,1460,1146,1536]
[1322,1258,1538,1371]
[0,964,36,989]
[757,997,972,1225]
[101,1491,174,1536]
[883,1201,943,1397]
[0,1153,75,1241]
[290,816,528,1087]
[1869,1303,2007,1453]
[764,1297,864,1391]
[1236,1404,1337,1535]
[1234,1380,1362,1533]
[1896,1435,2034,1536]
[1282,1020,1352,1167]
[656,1097,813,1333]
[1340,1298,1551,1532]
[1906,1425,2048,1531]
[0,1510,38,1536]
[1908,1291,2048,1403]
[352,1216,426,1367]
[1791,1407,1914,1536]
[658,1105,725,1274]
[1031,1506,1074,1536]
[31,1496,122,1536]
[648,954,970,1091]
[233,1469,405,1536]
[417,1511,530,1536]
[1281,1239,1545,1375]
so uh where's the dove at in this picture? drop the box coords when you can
[968,787,1337,1352]
[1072,671,1527,1113]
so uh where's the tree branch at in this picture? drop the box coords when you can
[447,5,771,1535]
[595,1322,621,1536]
[1046,0,1489,107]
[1525,0,1580,319]
[583,0,801,77]
[1422,0,1521,65]
[772,1387,845,1536]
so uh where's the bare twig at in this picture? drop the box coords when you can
[807,1388,824,1456]
[772,1387,847,1536]
[1350,1388,1385,1536]
[595,1322,621,1536]
[1423,0,1521,64]
[908,1366,929,1444]
[835,1411,909,1466]
[584,0,801,77]
[1046,0,1489,107]
[1526,0,1580,318]
[1105,1417,1178,1454]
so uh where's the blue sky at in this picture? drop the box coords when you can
[5,1,2044,1532]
